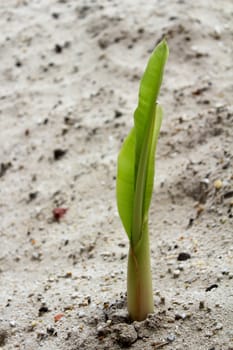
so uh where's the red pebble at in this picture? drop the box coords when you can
[54,313,64,322]
[53,207,68,221]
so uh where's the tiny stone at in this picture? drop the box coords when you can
[38,305,49,316]
[199,301,205,310]
[200,178,210,186]
[221,268,229,275]
[53,149,67,160]
[31,320,37,328]
[114,110,123,118]
[46,325,57,336]
[37,331,47,340]
[205,331,213,337]
[54,44,63,54]
[113,323,138,346]
[77,311,86,318]
[97,323,111,336]
[177,264,184,271]
[166,333,176,342]
[110,309,129,324]
[214,322,223,330]
[64,304,74,311]
[177,252,191,261]
[173,269,180,278]
[71,293,79,299]
[160,296,166,305]
[175,313,186,320]
[214,179,222,190]
[31,251,42,261]
[9,321,16,327]
[205,284,218,292]
[65,271,72,278]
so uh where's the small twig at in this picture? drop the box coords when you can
[153,341,169,349]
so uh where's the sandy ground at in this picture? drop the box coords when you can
[0,0,233,349]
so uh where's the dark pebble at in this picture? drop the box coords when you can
[15,60,22,67]
[199,301,205,309]
[113,323,137,346]
[97,323,111,336]
[205,284,218,292]
[114,110,123,119]
[0,162,12,177]
[53,149,67,160]
[52,13,60,19]
[47,325,57,336]
[177,252,191,261]
[223,190,233,199]
[28,192,38,201]
[54,44,63,54]
[38,305,49,316]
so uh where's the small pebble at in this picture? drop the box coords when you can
[214,179,222,190]
[199,301,205,310]
[214,322,223,331]
[46,325,57,336]
[175,312,186,320]
[54,44,63,54]
[31,320,37,328]
[77,311,86,318]
[166,333,176,342]
[221,268,229,275]
[38,305,49,316]
[31,252,42,261]
[173,269,180,278]
[53,149,67,160]
[110,309,129,324]
[113,323,137,346]
[200,178,210,186]
[177,252,191,261]
[37,331,47,340]
[9,321,16,328]
[97,323,111,336]
[205,284,218,292]
[205,331,213,337]
[160,296,166,305]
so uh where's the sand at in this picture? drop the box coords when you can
[0,0,232,349]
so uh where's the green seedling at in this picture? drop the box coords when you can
[116,40,169,321]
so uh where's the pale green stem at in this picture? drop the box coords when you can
[127,222,154,321]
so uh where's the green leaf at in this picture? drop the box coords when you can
[116,40,168,243]
[134,40,168,172]
[116,128,135,239]
[143,104,163,224]
[132,104,163,245]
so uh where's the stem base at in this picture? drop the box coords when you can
[127,225,154,321]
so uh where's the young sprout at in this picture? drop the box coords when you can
[116,40,169,321]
